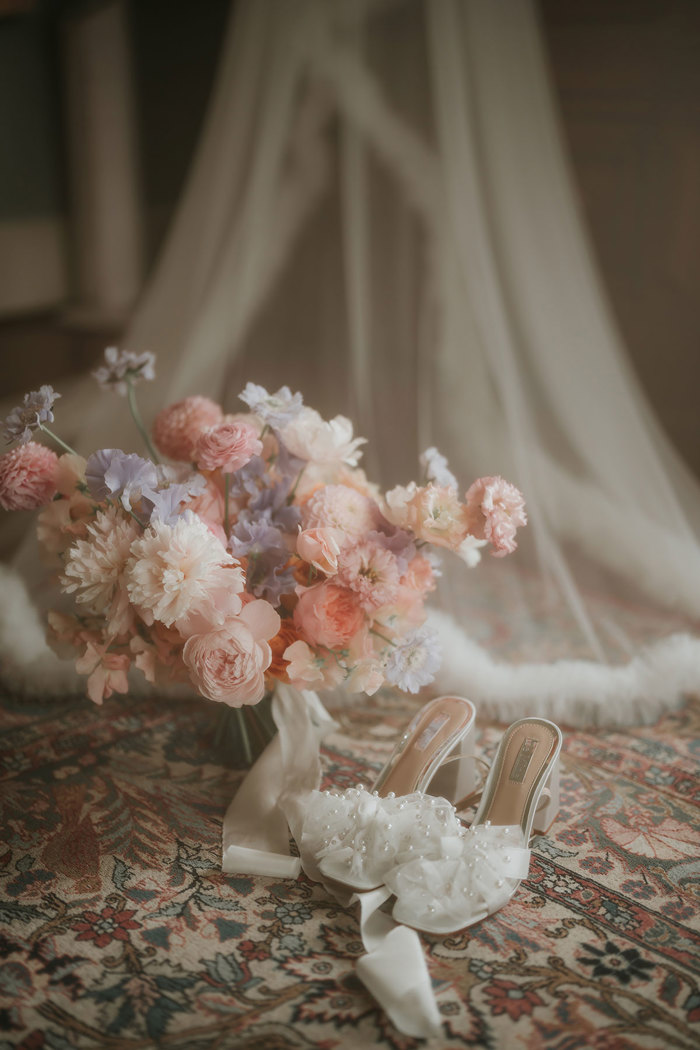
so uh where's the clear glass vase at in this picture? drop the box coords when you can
[212,691,277,768]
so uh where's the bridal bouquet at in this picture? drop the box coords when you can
[0,350,526,728]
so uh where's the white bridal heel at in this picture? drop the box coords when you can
[388,717,562,933]
[300,696,477,891]
[301,713,562,933]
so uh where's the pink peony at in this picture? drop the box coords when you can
[0,441,58,510]
[337,540,400,611]
[183,599,280,706]
[464,476,527,557]
[301,484,379,538]
[293,582,365,649]
[152,396,223,461]
[194,419,262,473]
[124,513,244,635]
[296,527,345,576]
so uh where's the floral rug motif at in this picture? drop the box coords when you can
[1,688,698,1049]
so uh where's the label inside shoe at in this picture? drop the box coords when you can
[415,713,450,752]
[509,738,539,783]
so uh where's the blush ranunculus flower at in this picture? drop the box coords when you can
[293,582,365,649]
[182,599,281,706]
[464,475,527,557]
[0,441,58,510]
[152,396,223,461]
[296,527,346,575]
[194,419,262,473]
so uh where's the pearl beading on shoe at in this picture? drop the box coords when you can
[299,786,530,930]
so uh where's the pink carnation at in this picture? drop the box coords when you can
[337,540,400,611]
[183,599,280,706]
[152,396,223,461]
[194,420,262,473]
[464,475,527,557]
[0,441,58,510]
[294,582,365,649]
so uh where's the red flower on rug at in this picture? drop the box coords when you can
[72,905,140,948]
[483,979,544,1021]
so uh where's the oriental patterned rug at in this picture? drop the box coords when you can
[1,687,698,1049]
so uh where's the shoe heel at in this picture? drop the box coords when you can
[427,722,477,803]
[531,757,560,836]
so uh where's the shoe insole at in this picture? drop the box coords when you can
[479,721,559,832]
[374,697,473,798]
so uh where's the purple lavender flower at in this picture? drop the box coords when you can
[85,449,158,512]
[3,385,61,444]
[239,382,304,428]
[420,446,458,489]
[274,440,305,480]
[249,482,302,533]
[93,346,156,396]
[228,455,266,500]
[142,474,207,525]
[384,627,442,693]
[251,562,297,605]
[230,516,288,559]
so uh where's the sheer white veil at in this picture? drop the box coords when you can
[3,0,700,724]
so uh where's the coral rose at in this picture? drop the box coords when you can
[194,420,262,473]
[294,582,364,649]
[183,599,281,706]
[0,441,58,510]
[152,396,223,461]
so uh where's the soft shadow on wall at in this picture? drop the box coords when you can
[0,0,698,480]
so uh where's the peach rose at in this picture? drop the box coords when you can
[182,599,280,706]
[0,441,58,510]
[194,420,262,473]
[296,527,345,576]
[293,582,364,649]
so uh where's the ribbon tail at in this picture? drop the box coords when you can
[353,888,443,1040]
[221,685,337,877]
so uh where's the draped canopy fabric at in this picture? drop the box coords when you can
[4,0,700,723]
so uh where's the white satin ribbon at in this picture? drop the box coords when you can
[221,685,444,1040]
[353,887,443,1040]
[221,685,337,877]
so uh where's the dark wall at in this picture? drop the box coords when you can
[540,0,700,478]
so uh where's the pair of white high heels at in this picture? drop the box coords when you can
[298,697,562,935]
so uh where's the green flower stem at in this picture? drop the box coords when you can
[37,424,78,456]
[235,708,253,766]
[287,464,306,504]
[370,627,397,647]
[224,473,231,540]
[126,377,160,463]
